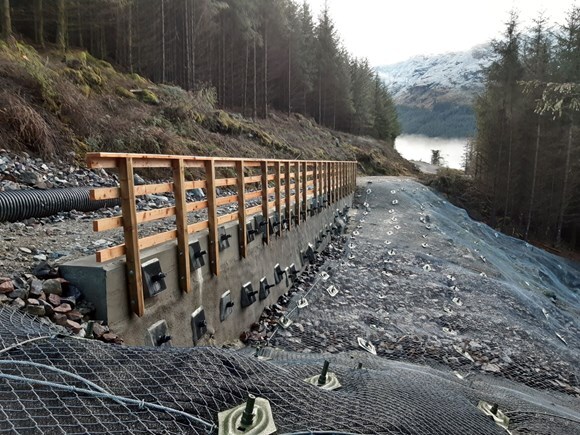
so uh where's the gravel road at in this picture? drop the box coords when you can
[263,176,580,400]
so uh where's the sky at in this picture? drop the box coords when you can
[304,0,576,66]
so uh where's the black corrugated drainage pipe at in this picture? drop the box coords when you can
[0,187,120,222]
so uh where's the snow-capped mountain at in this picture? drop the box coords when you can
[377,44,493,108]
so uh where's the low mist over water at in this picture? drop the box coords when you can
[395,135,468,170]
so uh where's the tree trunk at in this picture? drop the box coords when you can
[503,103,514,227]
[34,0,44,46]
[191,0,196,86]
[243,40,248,117]
[115,7,122,63]
[263,20,268,118]
[253,38,257,119]
[161,0,166,83]
[318,70,322,124]
[128,2,133,73]
[556,118,574,247]
[230,36,234,107]
[184,0,191,89]
[303,74,307,115]
[56,0,66,52]
[76,0,82,47]
[525,119,541,240]
[332,98,336,130]
[221,17,226,106]
[490,110,506,229]
[288,36,291,115]
[1,0,10,40]
[89,22,94,53]
[99,25,105,58]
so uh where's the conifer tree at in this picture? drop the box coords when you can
[5,0,401,143]
[2,0,11,39]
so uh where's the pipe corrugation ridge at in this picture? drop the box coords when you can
[0,187,120,222]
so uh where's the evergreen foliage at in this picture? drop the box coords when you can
[2,0,399,141]
[471,7,580,249]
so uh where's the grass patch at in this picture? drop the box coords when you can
[0,92,56,157]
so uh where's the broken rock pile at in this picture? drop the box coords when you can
[0,149,117,192]
[0,261,122,344]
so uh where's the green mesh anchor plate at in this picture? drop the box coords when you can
[218,397,276,435]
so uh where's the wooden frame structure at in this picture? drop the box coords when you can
[87,152,357,316]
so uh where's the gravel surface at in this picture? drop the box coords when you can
[0,149,122,275]
[251,176,580,401]
[0,150,271,276]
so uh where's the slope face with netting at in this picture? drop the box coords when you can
[0,177,578,434]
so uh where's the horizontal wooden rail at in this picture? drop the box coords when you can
[90,180,206,201]
[86,152,357,317]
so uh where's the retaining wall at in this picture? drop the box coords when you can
[60,196,352,346]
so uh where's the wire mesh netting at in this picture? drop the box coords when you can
[257,177,580,433]
[0,306,578,434]
[1,177,579,434]
[0,307,507,434]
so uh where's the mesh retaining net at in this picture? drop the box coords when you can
[1,177,579,434]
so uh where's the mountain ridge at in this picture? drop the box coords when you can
[376,45,494,137]
[377,44,493,107]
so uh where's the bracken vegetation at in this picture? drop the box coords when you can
[1,0,400,141]
[0,0,414,176]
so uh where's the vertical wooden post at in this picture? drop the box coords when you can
[319,162,324,206]
[284,161,292,230]
[275,162,282,232]
[350,162,353,193]
[236,160,247,258]
[344,162,348,195]
[326,162,331,206]
[172,159,191,294]
[321,162,326,206]
[341,162,345,198]
[313,162,318,212]
[337,162,340,201]
[344,162,347,196]
[261,161,270,244]
[119,157,144,317]
[303,161,307,217]
[336,162,342,201]
[294,161,301,225]
[339,163,342,200]
[330,162,334,204]
[348,162,354,193]
[336,162,340,200]
[349,162,352,193]
[205,159,219,276]
[338,162,342,199]
[331,162,336,204]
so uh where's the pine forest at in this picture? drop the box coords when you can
[1,0,400,141]
[469,8,580,249]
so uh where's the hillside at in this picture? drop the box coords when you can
[0,40,414,176]
[377,45,493,137]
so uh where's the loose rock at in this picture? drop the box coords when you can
[65,320,82,333]
[0,279,14,294]
[43,279,63,296]
[53,303,72,314]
